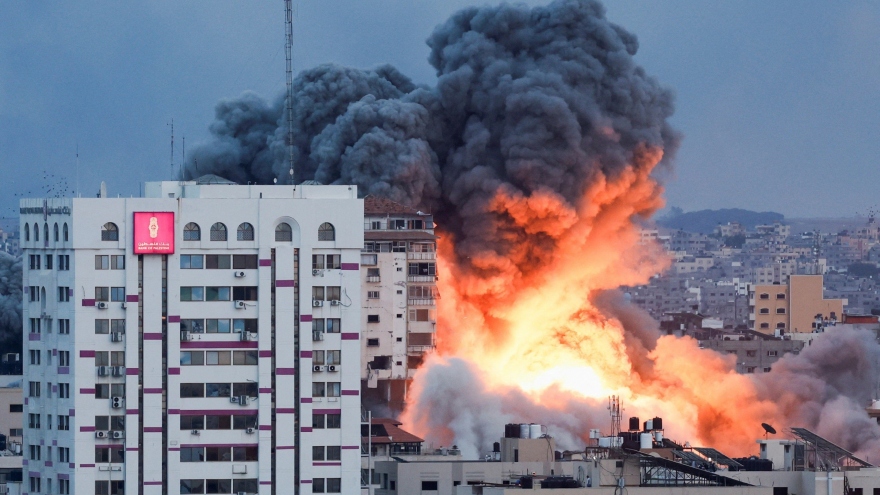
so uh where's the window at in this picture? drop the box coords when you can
[232,319,257,333]
[367,315,380,323]
[33,223,39,242]
[767,350,778,357]
[313,446,325,460]
[29,444,41,460]
[326,478,341,493]
[58,318,70,334]
[24,223,29,241]
[776,308,786,314]
[232,415,257,430]
[408,262,436,276]
[206,319,231,333]
[181,351,205,366]
[59,382,70,398]
[232,286,258,301]
[232,255,258,269]
[205,383,231,397]
[58,447,70,462]
[95,286,110,301]
[58,415,70,430]
[205,351,231,365]
[233,382,258,397]
[326,382,341,397]
[326,446,341,461]
[205,415,232,429]
[28,413,41,429]
[180,383,205,398]
[29,350,40,365]
[46,254,53,269]
[318,222,335,241]
[95,319,110,334]
[764,367,772,372]
[111,287,125,301]
[361,254,377,265]
[312,255,325,270]
[759,308,769,314]
[233,446,258,461]
[210,222,227,241]
[29,381,41,397]
[29,318,41,334]
[180,415,205,430]
[9,404,22,413]
[368,290,380,299]
[312,286,325,300]
[422,481,439,490]
[275,222,292,241]
[206,254,231,269]
[237,222,255,241]
[29,254,41,270]
[367,338,379,346]
[29,477,41,493]
[326,350,341,365]
[184,222,201,241]
[58,254,70,270]
[776,322,786,329]
[760,322,769,329]
[95,415,125,431]
[312,413,325,429]
[206,480,231,494]
[58,286,70,302]
[63,223,69,242]
[180,480,204,494]
[776,293,786,299]
[96,255,110,269]
[233,350,258,365]
[326,254,341,269]
[206,286,231,301]
[101,222,119,241]
[181,447,205,462]
[326,286,340,301]
[181,319,205,333]
[44,223,49,243]
[181,286,205,301]
[95,480,124,495]
[312,382,326,397]
[205,446,231,461]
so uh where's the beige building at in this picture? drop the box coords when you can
[750,275,845,334]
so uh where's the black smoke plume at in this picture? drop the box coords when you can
[0,253,22,360]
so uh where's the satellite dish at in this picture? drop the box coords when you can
[761,423,777,435]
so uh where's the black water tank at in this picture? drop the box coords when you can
[493,442,500,453]
[652,417,663,430]
[504,424,517,438]
[629,416,640,431]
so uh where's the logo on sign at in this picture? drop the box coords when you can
[133,212,174,254]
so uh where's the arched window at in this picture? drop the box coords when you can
[183,223,201,241]
[210,223,227,241]
[237,223,255,241]
[63,223,69,242]
[760,323,769,329]
[34,223,39,242]
[759,308,769,314]
[54,223,59,242]
[43,224,49,244]
[275,223,292,242]
[24,224,29,242]
[318,222,335,241]
[101,223,119,241]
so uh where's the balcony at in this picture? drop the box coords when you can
[407,252,435,260]
[407,345,435,354]
[366,275,380,283]
[408,298,436,307]
[407,275,436,283]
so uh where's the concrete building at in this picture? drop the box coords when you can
[699,334,804,374]
[21,178,363,494]
[360,196,437,415]
[750,275,845,334]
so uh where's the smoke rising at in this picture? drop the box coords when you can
[182,0,880,460]
[0,253,22,353]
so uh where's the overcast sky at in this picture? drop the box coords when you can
[2,1,879,219]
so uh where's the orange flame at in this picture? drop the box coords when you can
[403,147,784,455]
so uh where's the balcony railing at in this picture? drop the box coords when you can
[407,275,436,283]
[407,298,436,306]
[407,345,435,354]
[407,252,436,260]
[366,276,380,283]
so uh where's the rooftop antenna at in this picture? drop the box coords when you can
[182,135,185,179]
[285,0,295,185]
[75,143,80,198]
[608,395,622,448]
[168,118,174,180]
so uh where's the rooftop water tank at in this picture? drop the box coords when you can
[519,424,530,439]
[529,424,543,439]
[640,433,653,449]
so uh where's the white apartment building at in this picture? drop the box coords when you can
[359,197,437,415]
[21,178,363,495]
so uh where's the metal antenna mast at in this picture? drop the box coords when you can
[284,0,295,184]
[168,119,174,179]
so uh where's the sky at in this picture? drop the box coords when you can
[1,0,879,219]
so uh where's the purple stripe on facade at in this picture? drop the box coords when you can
[57,474,69,480]
[259,388,272,394]
[276,368,295,375]
[95,444,124,449]
[29,471,40,478]
[180,341,258,349]
[144,482,162,486]
[276,408,295,413]
[168,367,180,375]
[180,443,259,449]
[52,440,56,446]
[179,409,258,416]
[169,447,180,451]
[275,279,296,287]
[167,315,180,323]
[79,464,95,468]
[259,350,272,358]
[68,288,73,297]
[69,408,75,417]
[313,462,342,466]
[144,388,163,394]
[260,481,272,485]
[259,425,272,431]
[301,480,312,484]
[341,446,360,449]
[301,398,312,403]
[144,427,163,433]
[21,459,26,465]
[81,299,95,307]
[168,409,180,415]
[57,366,69,374]
[144,333,163,340]
[126,409,138,415]
[301,427,313,433]
[80,426,95,432]
[126,367,138,375]
[40,440,44,445]
[126,447,138,451]
[68,463,74,469]
[125,294,139,303]
[259,259,272,267]
[341,390,359,396]
[28,333,39,341]
[341,332,359,340]
[276,446,295,450]
[340,262,359,270]
[300,351,312,358]
[312,409,341,414]
[300,314,312,322]
[79,350,95,358]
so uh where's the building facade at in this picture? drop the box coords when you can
[22,179,363,494]
[750,275,845,334]
[359,197,437,415]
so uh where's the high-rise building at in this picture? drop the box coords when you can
[750,275,845,334]
[359,196,437,414]
[21,178,363,494]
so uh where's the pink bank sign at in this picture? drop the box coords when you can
[133,212,175,254]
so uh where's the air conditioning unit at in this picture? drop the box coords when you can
[40,311,50,318]
[312,269,321,276]
[329,300,341,306]
[239,395,249,406]
[97,302,109,309]
[112,431,124,439]
[313,365,324,372]
[111,366,125,377]
[95,431,108,439]
[240,332,256,342]
[120,302,127,309]
[245,427,255,434]
[327,365,339,372]
[234,300,247,309]
[312,331,324,342]
[111,397,124,409]
[230,396,240,403]
[191,429,200,435]
[110,332,123,342]
[97,366,109,377]
[181,331,192,341]
[312,299,324,307]
[234,271,246,278]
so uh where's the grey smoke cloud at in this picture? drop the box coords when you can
[0,253,22,349]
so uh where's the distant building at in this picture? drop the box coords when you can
[750,275,846,334]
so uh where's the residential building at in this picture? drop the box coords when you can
[750,275,845,334]
[360,196,437,415]
[21,178,363,494]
